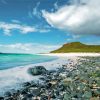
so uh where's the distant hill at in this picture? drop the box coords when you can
[51,42,100,53]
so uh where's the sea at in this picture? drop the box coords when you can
[0,53,57,96]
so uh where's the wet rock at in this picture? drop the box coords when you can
[30,81,37,87]
[23,82,31,87]
[33,96,41,100]
[4,91,12,97]
[6,97,14,100]
[41,95,48,100]
[50,90,56,99]
[49,80,58,85]
[61,78,72,87]
[63,93,71,100]
[29,66,47,75]
[49,70,56,74]
[59,72,67,78]
[83,91,92,99]
[92,89,100,97]
[23,94,33,100]
[39,77,45,81]
[17,94,24,100]
[21,90,28,95]
[0,97,4,100]
[46,83,52,89]
[22,97,27,100]
[31,88,41,96]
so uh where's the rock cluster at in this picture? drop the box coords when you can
[0,57,100,100]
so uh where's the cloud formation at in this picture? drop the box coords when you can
[29,2,41,19]
[32,2,41,18]
[0,22,36,36]
[42,0,100,35]
[0,43,60,54]
[54,1,59,10]
[0,21,50,36]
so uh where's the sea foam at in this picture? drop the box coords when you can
[0,57,68,96]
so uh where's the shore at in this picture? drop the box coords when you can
[0,55,76,96]
[0,54,100,100]
[39,53,100,57]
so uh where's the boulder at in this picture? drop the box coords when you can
[29,66,47,75]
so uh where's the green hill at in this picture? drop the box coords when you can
[51,42,100,53]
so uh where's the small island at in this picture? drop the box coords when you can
[51,42,100,53]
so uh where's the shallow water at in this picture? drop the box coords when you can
[0,54,57,96]
[0,53,57,70]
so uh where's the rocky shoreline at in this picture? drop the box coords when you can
[0,57,100,100]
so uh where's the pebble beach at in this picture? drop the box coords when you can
[0,53,100,100]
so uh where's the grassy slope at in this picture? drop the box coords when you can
[51,42,100,53]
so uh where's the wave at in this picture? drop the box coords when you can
[0,63,40,96]
[0,57,68,96]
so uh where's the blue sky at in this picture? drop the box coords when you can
[0,0,100,53]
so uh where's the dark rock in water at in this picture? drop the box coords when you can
[41,95,48,100]
[23,82,31,87]
[21,90,28,95]
[4,91,12,97]
[30,88,41,96]
[50,90,56,99]
[6,97,14,100]
[49,70,56,74]
[46,83,52,89]
[31,84,37,88]
[0,97,4,100]
[23,94,33,99]
[22,98,27,100]
[39,77,46,81]
[29,66,47,75]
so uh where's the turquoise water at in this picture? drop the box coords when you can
[0,53,57,96]
[0,53,56,70]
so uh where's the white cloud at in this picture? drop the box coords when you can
[33,2,41,17]
[72,34,81,39]
[39,29,50,33]
[0,43,60,54]
[0,22,36,36]
[67,35,81,41]
[29,2,41,19]
[20,26,36,34]
[0,21,50,35]
[42,0,100,35]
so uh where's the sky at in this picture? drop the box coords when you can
[0,0,100,53]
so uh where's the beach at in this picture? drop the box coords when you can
[0,54,74,96]
[0,53,100,100]
[40,53,100,57]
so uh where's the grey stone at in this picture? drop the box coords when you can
[29,66,47,75]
